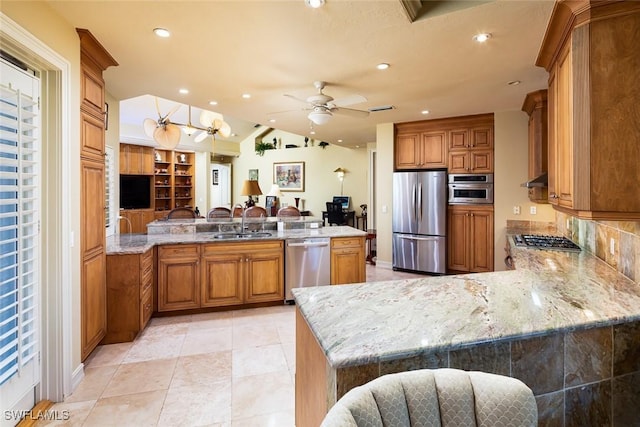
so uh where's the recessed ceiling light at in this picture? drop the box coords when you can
[305,0,325,8]
[242,93,251,99]
[337,139,343,143]
[179,88,189,94]
[376,63,390,70]
[508,80,521,86]
[355,145,360,148]
[209,101,218,106]
[231,133,237,137]
[269,119,276,123]
[153,28,170,38]
[421,110,430,115]
[310,130,316,135]
[473,33,492,43]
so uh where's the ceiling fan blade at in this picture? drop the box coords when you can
[331,107,370,118]
[217,121,231,138]
[163,104,181,121]
[143,118,158,138]
[284,94,309,104]
[332,94,367,107]
[199,109,224,127]
[194,131,209,143]
[267,107,310,115]
[153,123,181,149]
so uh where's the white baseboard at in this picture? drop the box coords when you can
[375,260,392,270]
[69,363,85,398]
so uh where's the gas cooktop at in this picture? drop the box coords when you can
[514,234,581,252]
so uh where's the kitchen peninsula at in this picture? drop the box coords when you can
[294,236,640,426]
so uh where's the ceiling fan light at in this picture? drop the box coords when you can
[308,109,332,125]
[182,124,197,136]
[305,0,325,8]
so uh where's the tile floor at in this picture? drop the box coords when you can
[39,265,423,426]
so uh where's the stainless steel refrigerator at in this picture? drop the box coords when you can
[392,170,447,274]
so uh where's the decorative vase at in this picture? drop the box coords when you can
[294,197,300,208]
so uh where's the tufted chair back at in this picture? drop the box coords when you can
[321,368,537,427]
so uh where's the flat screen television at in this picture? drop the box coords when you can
[120,175,151,209]
[333,196,350,210]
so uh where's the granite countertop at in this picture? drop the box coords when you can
[106,225,366,255]
[292,234,640,368]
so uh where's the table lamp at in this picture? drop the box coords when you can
[241,180,262,208]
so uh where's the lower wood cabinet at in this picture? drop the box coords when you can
[447,205,494,273]
[103,248,154,343]
[330,236,366,285]
[157,244,201,311]
[201,241,284,307]
[119,208,155,234]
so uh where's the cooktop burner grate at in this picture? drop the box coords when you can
[514,234,581,252]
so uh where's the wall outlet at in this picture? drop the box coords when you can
[513,206,521,215]
[382,205,388,214]
[610,238,615,255]
[530,206,537,215]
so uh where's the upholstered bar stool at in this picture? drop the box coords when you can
[321,368,537,427]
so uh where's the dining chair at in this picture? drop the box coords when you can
[167,207,197,219]
[207,207,231,218]
[326,201,347,226]
[277,206,301,218]
[244,206,268,218]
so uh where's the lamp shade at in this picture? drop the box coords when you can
[308,108,332,125]
[240,180,263,196]
[267,184,283,198]
[334,167,346,179]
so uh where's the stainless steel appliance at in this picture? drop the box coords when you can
[448,173,494,204]
[514,234,581,252]
[285,237,331,301]
[392,170,447,274]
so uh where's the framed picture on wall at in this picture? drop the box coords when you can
[273,161,304,192]
[212,169,219,185]
[249,169,259,181]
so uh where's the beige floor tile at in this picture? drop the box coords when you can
[231,371,294,420]
[157,382,232,426]
[148,314,192,326]
[232,344,288,378]
[189,311,234,330]
[231,411,295,427]
[366,264,424,282]
[232,324,281,349]
[171,351,232,388]
[277,323,295,343]
[281,341,296,374]
[102,358,177,398]
[84,342,132,368]
[82,390,166,427]
[122,334,184,364]
[34,400,96,426]
[181,327,232,356]
[138,322,190,340]
[64,365,117,403]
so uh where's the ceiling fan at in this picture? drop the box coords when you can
[143,98,231,149]
[277,81,369,125]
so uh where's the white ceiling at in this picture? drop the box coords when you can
[45,0,555,148]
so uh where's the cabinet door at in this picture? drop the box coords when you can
[448,151,470,174]
[157,245,200,311]
[201,253,244,307]
[469,209,494,272]
[469,150,493,173]
[556,44,573,208]
[81,249,106,359]
[470,126,493,149]
[245,249,284,303]
[395,133,420,169]
[420,131,447,168]
[80,111,105,161]
[547,70,558,206]
[447,207,469,272]
[448,129,469,150]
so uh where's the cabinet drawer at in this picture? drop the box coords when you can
[159,244,199,259]
[331,237,363,249]
[140,287,153,329]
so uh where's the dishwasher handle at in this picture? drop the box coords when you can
[287,241,330,248]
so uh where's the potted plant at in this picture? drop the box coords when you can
[255,141,275,156]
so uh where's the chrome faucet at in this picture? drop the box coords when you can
[231,203,245,232]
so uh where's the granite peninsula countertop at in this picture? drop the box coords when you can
[106,225,366,255]
[292,234,640,368]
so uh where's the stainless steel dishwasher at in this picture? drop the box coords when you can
[285,237,331,302]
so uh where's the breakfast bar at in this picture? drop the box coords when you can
[293,238,640,426]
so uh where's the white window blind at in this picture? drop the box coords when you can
[105,145,114,235]
[0,82,40,386]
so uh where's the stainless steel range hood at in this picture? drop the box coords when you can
[521,172,548,188]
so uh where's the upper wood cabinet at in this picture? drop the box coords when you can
[120,143,154,175]
[395,113,493,172]
[537,2,640,219]
[522,90,548,204]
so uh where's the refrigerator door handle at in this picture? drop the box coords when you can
[413,184,418,222]
[417,182,423,223]
[400,235,440,242]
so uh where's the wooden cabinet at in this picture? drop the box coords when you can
[78,29,117,361]
[118,208,154,234]
[157,244,200,311]
[120,143,154,175]
[447,205,493,273]
[103,248,154,343]
[537,2,640,219]
[330,237,366,285]
[522,90,548,203]
[395,113,493,173]
[201,241,284,307]
[153,149,195,214]
[395,131,447,170]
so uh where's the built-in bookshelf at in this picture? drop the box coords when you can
[153,149,194,217]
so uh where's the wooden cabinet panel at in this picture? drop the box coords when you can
[157,245,200,311]
[119,209,154,234]
[81,250,107,360]
[394,133,420,170]
[81,159,106,255]
[448,151,470,174]
[245,249,284,303]
[447,206,493,273]
[420,131,447,168]
[395,132,447,169]
[120,143,154,175]
[555,44,573,209]
[522,90,549,203]
[330,237,365,285]
[81,111,105,160]
[81,67,104,113]
[469,150,493,173]
[470,126,493,149]
[201,253,244,307]
[448,129,469,150]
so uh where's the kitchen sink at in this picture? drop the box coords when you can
[210,232,272,240]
